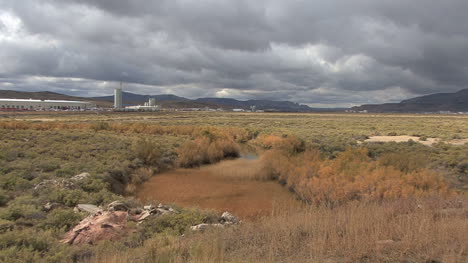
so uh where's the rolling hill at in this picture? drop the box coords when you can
[91,92,315,111]
[351,89,468,113]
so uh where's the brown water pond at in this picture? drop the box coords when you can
[136,156,301,221]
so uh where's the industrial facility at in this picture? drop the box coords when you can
[0,98,95,111]
[114,86,160,111]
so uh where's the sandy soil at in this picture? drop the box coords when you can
[136,158,301,221]
[363,136,468,146]
[364,136,439,146]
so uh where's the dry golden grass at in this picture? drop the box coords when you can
[90,198,467,263]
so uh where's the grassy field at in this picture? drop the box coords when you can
[5,111,468,138]
[0,111,466,262]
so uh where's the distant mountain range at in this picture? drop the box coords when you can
[351,89,468,113]
[2,89,465,113]
[0,90,319,112]
[90,92,319,112]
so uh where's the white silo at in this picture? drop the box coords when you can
[149,98,156,107]
[114,86,122,108]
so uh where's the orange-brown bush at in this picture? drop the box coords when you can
[177,137,240,168]
[254,134,305,153]
[261,142,452,206]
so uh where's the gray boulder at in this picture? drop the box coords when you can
[75,204,102,214]
[221,211,239,224]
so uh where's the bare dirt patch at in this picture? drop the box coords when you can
[364,136,439,146]
[136,158,301,221]
[363,136,468,146]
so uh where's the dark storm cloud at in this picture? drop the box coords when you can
[1,0,467,106]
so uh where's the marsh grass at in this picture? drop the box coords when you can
[90,198,467,263]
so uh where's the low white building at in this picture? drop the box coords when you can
[0,98,95,111]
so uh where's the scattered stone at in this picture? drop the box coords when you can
[131,204,179,223]
[34,179,75,190]
[221,211,239,224]
[43,202,60,212]
[143,205,156,211]
[157,203,169,209]
[190,223,224,232]
[137,210,152,222]
[107,201,128,212]
[71,172,91,181]
[190,211,240,232]
[75,204,102,214]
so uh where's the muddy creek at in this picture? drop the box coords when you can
[136,156,301,221]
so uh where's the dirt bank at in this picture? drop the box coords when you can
[136,158,301,221]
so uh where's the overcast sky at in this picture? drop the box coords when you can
[1,0,467,107]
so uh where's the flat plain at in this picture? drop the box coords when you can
[0,111,467,262]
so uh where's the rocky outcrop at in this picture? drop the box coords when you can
[62,211,129,245]
[64,201,178,245]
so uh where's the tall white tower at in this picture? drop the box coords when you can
[114,83,123,108]
[148,98,156,107]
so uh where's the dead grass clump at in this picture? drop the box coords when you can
[212,198,468,262]
[90,198,467,263]
[254,134,305,153]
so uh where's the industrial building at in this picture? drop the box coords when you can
[0,98,95,111]
[114,86,160,111]
[124,97,160,111]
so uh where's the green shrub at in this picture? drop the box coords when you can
[0,191,9,206]
[40,208,81,231]
[0,204,43,222]
[132,138,162,166]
